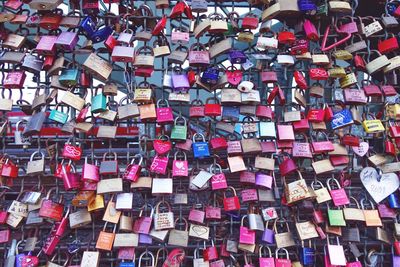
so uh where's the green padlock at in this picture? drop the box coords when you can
[225,12,239,36]
[170,116,187,141]
[49,103,69,124]
[59,63,79,87]
[327,207,346,227]
[91,87,107,113]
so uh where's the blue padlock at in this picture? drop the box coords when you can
[331,108,354,130]
[91,25,113,43]
[222,106,240,121]
[79,16,97,38]
[192,133,210,158]
[119,260,135,267]
[298,0,317,13]
[389,192,400,209]
[299,244,315,266]
[229,50,247,64]
[201,67,219,85]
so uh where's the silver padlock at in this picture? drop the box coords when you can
[191,170,213,188]
[248,212,265,231]
[14,120,31,146]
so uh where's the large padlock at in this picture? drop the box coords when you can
[192,133,210,158]
[170,116,187,142]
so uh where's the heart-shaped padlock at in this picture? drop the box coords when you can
[360,167,400,203]
[153,138,172,155]
[226,67,243,86]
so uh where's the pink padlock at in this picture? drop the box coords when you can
[171,28,190,44]
[255,171,273,189]
[240,170,256,184]
[259,246,275,267]
[188,205,205,224]
[36,35,58,55]
[172,151,188,177]
[239,215,256,244]
[189,43,210,67]
[82,157,100,183]
[123,154,143,182]
[133,205,153,234]
[275,248,291,267]
[55,31,79,51]
[241,188,258,202]
[327,178,349,206]
[210,163,227,190]
[303,19,319,41]
[4,71,26,89]
[156,99,174,124]
[150,154,169,175]
[61,163,81,191]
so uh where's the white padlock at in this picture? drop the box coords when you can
[238,81,254,93]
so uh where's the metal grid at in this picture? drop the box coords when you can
[0,0,398,266]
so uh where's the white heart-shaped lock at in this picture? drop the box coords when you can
[360,167,399,203]
[352,142,369,157]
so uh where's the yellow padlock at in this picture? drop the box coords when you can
[362,114,385,133]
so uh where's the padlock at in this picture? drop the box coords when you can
[156,99,174,124]
[91,88,107,113]
[229,50,247,64]
[192,133,210,158]
[99,152,119,175]
[4,70,26,89]
[123,154,143,182]
[204,98,222,117]
[39,188,65,223]
[170,116,187,142]
[55,30,79,51]
[171,67,190,92]
[223,186,241,211]
[201,66,220,85]
[49,104,69,124]
[1,156,18,179]
[26,150,45,175]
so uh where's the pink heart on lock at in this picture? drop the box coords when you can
[352,142,369,157]
[226,70,243,86]
[153,139,172,155]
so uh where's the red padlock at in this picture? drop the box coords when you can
[313,209,325,224]
[4,71,26,89]
[278,153,297,176]
[278,30,296,45]
[204,98,221,117]
[353,55,366,71]
[80,72,91,88]
[341,134,360,147]
[242,13,259,29]
[62,142,82,161]
[256,105,273,119]
[187,69,197,86]
[203,241,219,261]
[381,85,397,96]
[42,208,70,256]
[152,15,167,35]
[377,36,399,54]
[43,55,55,71]
[210,136,228,151]
[307,108,325,122]
[1,156,19,178]
[62,164,81,191]
[395,240,400,256]
[223,186,240,211]
[385,140,396,156]
[324,105,334,122]
[39,188,65,222]
[290,39,309,55]
[267,85,279,104]
[135,67,154,78]
[294,70,308,90]
[309,68,329,80]
[104,34,118,51]
[169,1,186,18]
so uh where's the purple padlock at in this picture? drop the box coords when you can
[229,50,247,64]
[139,233,153,244]
[172,67,190,92]
[255,172,273,189]
[262,222,275,244]
[55,31,80,51]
